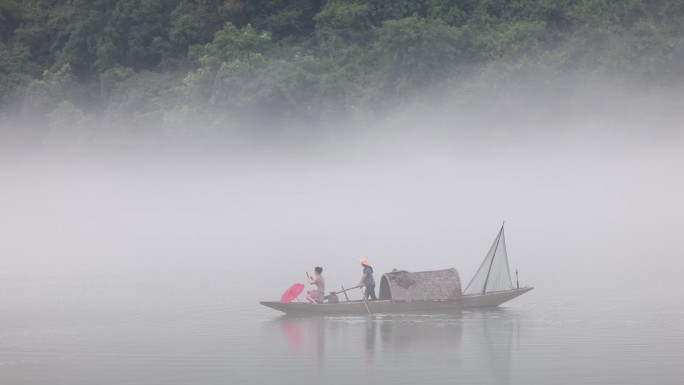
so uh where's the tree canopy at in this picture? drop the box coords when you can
[2,0,684,133]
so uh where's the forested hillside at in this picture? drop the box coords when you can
[2,0,684,138]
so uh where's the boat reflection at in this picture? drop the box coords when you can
[266,307,523,383]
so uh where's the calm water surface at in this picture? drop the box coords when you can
[2,152,683,384]
[2,262,683,385]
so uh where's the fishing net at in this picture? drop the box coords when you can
[463,226,514,295]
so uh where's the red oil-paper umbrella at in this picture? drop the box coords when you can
[280,283,305,302]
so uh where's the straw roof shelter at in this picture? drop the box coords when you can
[378,268,462,301]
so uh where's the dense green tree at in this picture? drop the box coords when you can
[0,42,32,102]
[178,22,273,105]
[51,2,107,79]
[314,0,374,53]
[13,1,53,75]
[203,22,273,63]
[0,0,22,42]
[3,0,684,130]
[101,70,178,125]
[222,0,323,41]
[210,52,322,121]
[21,63,77,117]
[373,16,461,94]
[105,0,173,70]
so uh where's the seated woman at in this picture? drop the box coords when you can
[306,266,325,304]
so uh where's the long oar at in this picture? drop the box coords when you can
[359,286,372,317]
[325,285,357,302]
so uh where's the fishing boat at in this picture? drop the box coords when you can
[260,225,533,315]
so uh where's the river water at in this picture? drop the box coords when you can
[2,144,684,384]
[1,260,683,385]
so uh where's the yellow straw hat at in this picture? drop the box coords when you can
[358,257,372,267]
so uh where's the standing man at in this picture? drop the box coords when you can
[358,258,376,301]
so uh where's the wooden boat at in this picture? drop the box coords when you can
[260,225,533,315]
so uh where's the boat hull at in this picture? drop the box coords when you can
[260,287,533,315]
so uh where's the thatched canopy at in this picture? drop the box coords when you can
[378,268,462,301]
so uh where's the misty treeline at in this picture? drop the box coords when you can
[1,0,684,140]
